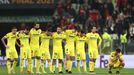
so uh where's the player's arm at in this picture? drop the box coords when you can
[39,29,42,34]
[16,40,22,47]
[63,34,66,45]
[16,34,23,47]
[110,53,120,62]
[1,36,8,48]
[119,53,123,62]
[109,52,116,61]
[85,33,89,44]
[29,28,33,37]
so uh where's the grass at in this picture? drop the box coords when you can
[0,67,134,75]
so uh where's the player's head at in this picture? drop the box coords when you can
[34,24,40,29]
[57,27,62,33]
[24,27,29,34]
[77,30,81,36]
[115,48,121,53]
[46,30,52,36]
[77,29,84,36]
[81,30,85,36]
[91,26,97,33]
[11,27,17,34]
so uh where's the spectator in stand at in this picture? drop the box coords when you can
[91,0,99,10]
[111,0,118,9]
[78,6,86,24]
[97,0,105,17]
[64,0,72,13]
[89,9,99,23]
[71,0,77,10]
[84,17,95,33]
[68,6,76,17]
[115,14,126,38]
[112,10,118,21]
[57,0,63,16]
[129,24,134,40]
[106,16,114,28]
[117,0,128,13]
[132,6,134,23]
[97,15,105,34]
[104,0,114,19]
[60,16,67,29]
[107,23,116,34]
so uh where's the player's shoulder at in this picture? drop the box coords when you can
[40,33,44,37]
[29,28,34,33]
[111,51,115,53]
[52,32,57,36]
[120,52,123,55]
[61,31,65,34]
[65,29,75,34]
[41,32,46,35]
[86,32,90,36]
[18,32,23,37]
[6,32,12,35]
[95,32,100,35]
[94,33,101,37]
[30,28,34,31]
[37,29,42,32]
[65,29,72,32]
[110,51,116,55]
[76,36,81,40]
[5,32,11,37]
[36,29,42,34]
[65,29,69,32]
[53,32,57,35]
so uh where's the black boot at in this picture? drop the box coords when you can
[59,71,63,74]
[109,71,112,74]
[68,71,72,74]
[116,71,120,74]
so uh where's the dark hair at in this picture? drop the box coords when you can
[33,23,40,27]
[12,27,17,29]
[57,27,61,29]
[116,48,121,53]
[88,26,96,32]
[81,30,85,34]
[91,26,97,29]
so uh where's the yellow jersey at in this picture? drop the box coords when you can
[52,32,65,50]
[75,36,86,52]
[29,28,41,47]
[18,32,30,48]
[4,32,18,48]
[40,33,51,49]
[86,32,102,51]
[109,52,123,61]
[65,29,76,46]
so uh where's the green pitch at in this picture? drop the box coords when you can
[0,67,134,75]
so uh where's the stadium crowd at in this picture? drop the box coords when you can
[0,0,132,74]
[52,0,133,36]
[48,0,134,54]
[0,0,133,56]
